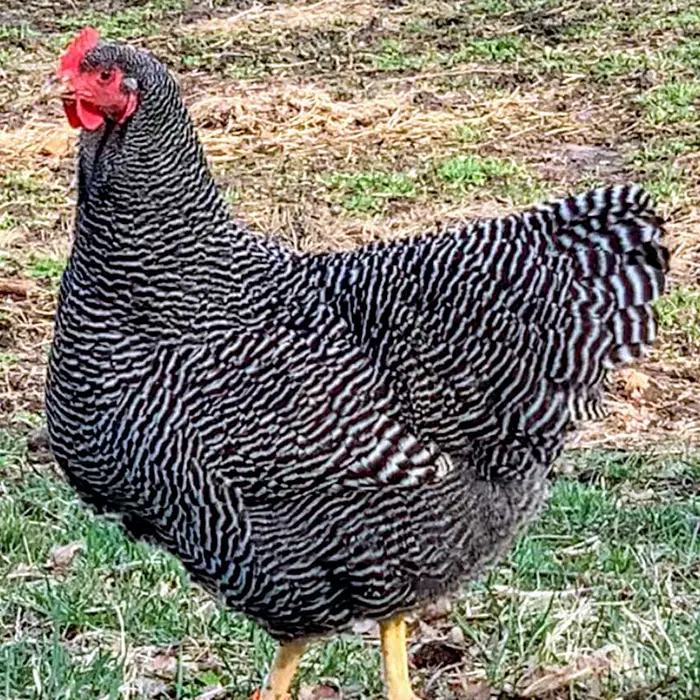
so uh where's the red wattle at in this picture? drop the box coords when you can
[76,99,105,131]
[62,99,82,129]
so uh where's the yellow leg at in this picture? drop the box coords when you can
[253,639,306,700]
[380,616,421,700]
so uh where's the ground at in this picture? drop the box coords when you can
[0,0,698,698]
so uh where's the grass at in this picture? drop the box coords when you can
[656,288,700,351]
[0,170,67,230]
[1,439,698,698]
[0,351,18,368]
[320,171,418,213]
[641,164,689,208]
[630,137,696,164]
[26,255,66,288]
[450,37,523,64]
[641,81,700,126]
[436,156,544,205]
[481,468,700,693]
[0,0,699,697]
[373,40,427,72]
[320,157,543,215]
[54,1,189,41]
[437,155,528,189]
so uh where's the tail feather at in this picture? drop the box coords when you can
[439,184,669,435]
[529,184,667,422]
[306,183,669,477]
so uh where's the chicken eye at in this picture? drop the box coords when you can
[99,70,112,81]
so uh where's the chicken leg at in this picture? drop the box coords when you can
[251,639,306,700]
[380,616,421,700]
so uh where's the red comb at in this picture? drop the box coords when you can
[58,27,100,79]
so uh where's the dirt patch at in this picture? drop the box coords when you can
[192,0,381,34]
[574,357,700,452]
[537,144,627,182]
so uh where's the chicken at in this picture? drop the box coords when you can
[47,28,669,700]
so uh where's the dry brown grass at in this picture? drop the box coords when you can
[0,122,75,160]
[191,0,382,35]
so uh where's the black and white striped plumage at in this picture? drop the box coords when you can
[46,39,668,641]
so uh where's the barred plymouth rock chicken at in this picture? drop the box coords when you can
[47,28,669,700]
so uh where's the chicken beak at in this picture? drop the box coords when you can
[42,73,74,102]
[46,75,83,129]
[60,78,76,102]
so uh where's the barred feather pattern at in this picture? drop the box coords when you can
[298,186,667,481]
[46,40,668,641]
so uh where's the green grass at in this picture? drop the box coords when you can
[372,39,427,72]
[0,23,38,44]
[2,170,45,196]
[455,123,482,145]
[0,351,18,368]
[0,213,18,230]
[26,256,66,288]
[641,81,700,126]
[592,50,649,80]
[0,171,66,233]
[466,450,700,696]
[2,434,698,698]
[450,37,523,65]
[437,155,520,187]
[665,38,700,71]
[626,136,695,209]
[642,164,689,208]
[320,171,418,213]
[0,172,68,295]
[26,255,66,289]
[631,137,696,164]
[222,187,242,207]
[320,158,544,215]
[436,155,543,204]
[55,1,188,41]
[656,287,700,350]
